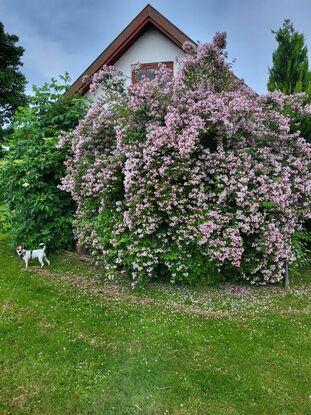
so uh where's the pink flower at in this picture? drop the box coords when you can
[60,31,311,285]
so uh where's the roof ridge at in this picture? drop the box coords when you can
[67,4,193,95]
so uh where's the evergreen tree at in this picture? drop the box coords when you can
[268,19,311,94]
[0,22,27,140]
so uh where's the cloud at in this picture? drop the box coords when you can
[1,0,311,94]
[0,1,74,90]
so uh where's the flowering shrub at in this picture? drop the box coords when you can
[60,33,311,286]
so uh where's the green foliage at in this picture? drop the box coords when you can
[0,203,9,233]
[268,20,311,145]
[163,245,225,286]
[0,21,27,140]
[268,19,311,94]
[291,227,311,269]
[0,74,88,250]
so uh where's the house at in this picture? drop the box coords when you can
[67,4,195,97]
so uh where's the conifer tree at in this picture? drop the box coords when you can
[268,19,311,94]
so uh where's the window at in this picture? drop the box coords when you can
[131,61,174,84]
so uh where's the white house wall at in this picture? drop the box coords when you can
[86,27,185,98]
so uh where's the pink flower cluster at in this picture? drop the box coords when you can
[59,32,311,286]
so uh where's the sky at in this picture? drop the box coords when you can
[1,0,311,94]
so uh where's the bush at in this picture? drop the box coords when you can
[0,74,88,250]
[60,34,311,286]
[0,203,8,234]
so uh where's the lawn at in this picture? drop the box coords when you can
[0,235,310,415]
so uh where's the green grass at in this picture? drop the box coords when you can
[0,236,310,414]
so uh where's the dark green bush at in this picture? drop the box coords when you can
[0,74,88,250]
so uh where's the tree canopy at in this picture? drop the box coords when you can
[0,22,27,139]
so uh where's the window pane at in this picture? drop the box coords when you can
[146,68,156,80]
[135,69,145,82]
[132,62,173,84]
